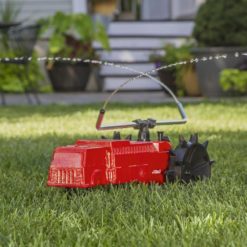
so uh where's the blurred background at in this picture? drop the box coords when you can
[0,0,246,104]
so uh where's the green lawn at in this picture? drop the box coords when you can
[0,100,247,247]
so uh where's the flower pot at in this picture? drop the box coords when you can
[182,67,201,97]
[47,63,91,92]
[192,47,247,97]
[92,0,117,16]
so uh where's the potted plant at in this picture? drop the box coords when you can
[40,12,110,92]
[192,0,247,97]
[150,43,201,96]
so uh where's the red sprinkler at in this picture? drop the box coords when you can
[47,79,214,188]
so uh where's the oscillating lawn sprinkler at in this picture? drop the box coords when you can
[47,74,214,188]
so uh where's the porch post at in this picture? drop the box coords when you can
[72,0,88,13]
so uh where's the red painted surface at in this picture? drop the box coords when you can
[47,140,172,188]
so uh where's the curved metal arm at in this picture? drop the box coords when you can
[96,67,188,131]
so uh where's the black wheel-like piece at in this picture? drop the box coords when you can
[166,134,214,183]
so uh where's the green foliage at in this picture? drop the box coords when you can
[0,0,20,23]
[0,0,21,49]
[220,69,247,93]
[166,44,193,65]
[0,52,43,93]
[150,43,194,71]
[193,0,247,46]
[39,12,110,59]
[0,102,247,246]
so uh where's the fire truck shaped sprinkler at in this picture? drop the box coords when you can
[47,76,214,188]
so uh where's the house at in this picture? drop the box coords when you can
[0,0,205,91]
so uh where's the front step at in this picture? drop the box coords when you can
[94,37,186,50]
[108,21,194,37]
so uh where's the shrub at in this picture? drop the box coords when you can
[0,0,20,23]
[193,0,247,46]
[220,69,247,93]
[0,52,43,93]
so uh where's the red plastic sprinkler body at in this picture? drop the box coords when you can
[47,79,213,188]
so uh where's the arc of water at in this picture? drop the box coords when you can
[0,52,246,110]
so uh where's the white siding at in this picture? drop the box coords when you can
[0,0,73,23]
[141,0,171,20]
[172,0,205,19]
[72,0,88,13]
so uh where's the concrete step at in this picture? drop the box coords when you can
[103,76,162,91]
[100,63,157,76]
[108,21,194,37]
[94,37,185,49]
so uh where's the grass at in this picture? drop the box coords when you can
[0,100,247,247]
